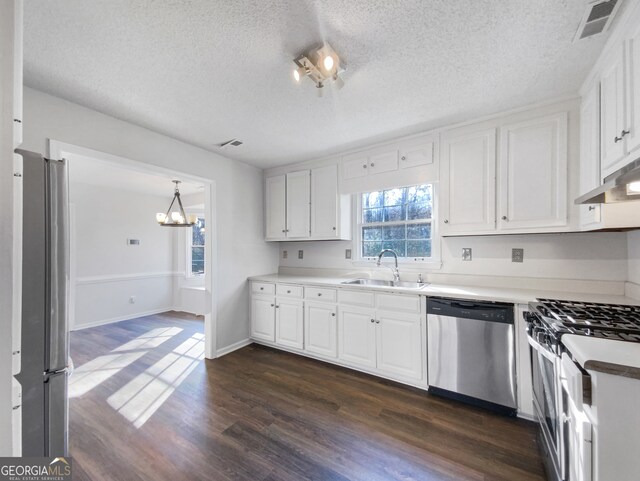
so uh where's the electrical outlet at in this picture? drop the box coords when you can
[282,250,288,259]
[129,296,136,304]
[512,248,524,263]
[126,238,140,246]
[462,248,472,261]
[298,250,304,259]
[345,249,352,259]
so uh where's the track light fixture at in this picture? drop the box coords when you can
[292,43,346,94]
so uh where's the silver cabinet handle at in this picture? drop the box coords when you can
[282,229,286,233]
[588,206,596,211]
[401,156,406,161]
[362,164,367,169]
[370,318,375,323]
[614,130,629,143]
[332,227,336,230]
[260,287,264,290]
[317,293,322,296]
[376,320,380,324]
[270,304,274,307]
[370,162,375,167]
[331,313,336,317]
[287,290,291,293]
[443,219,449,224]
[275,305,280,309]
[502,216,508,221]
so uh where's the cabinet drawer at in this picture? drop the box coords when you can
[376,293,421,314]
[252,282,275,296]
[276,284,303,298]
[305,287,337,302]
[338,289,375,307]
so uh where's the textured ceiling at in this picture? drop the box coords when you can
[24,0,612,168]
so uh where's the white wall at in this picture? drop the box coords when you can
[70,182,176,328]
[279,231,629,288]
[628,231,640,285]
[22,87,279,350]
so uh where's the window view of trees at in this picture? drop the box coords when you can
[361,184,433,258]
[191,217,205,275]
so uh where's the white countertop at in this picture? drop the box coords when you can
[562,335,640,380]
[249,273,640,306]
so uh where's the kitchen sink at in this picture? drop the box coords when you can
[341,279,428,289]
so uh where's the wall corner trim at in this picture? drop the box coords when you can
[216,338,253,358]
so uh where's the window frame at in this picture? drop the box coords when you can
[186,216,206,278]
[353,184,441,268]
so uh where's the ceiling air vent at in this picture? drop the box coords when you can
[219,139,243,148]
[574,0,620,41]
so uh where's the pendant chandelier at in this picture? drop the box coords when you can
[156,180,196,227]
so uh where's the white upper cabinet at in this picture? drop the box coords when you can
[600,44,627,177]
[440,127,497,234]
[265,175,287,240]
[398,133,437,169]
[285,170,310,238]
[342,146,398,180]
[368,148,399,175]
[579,84,602,228]
[626,21,640,156]
[12,0,23,148]
[498,112,568,231]
[311,164,340,238]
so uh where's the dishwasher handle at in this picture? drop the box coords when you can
[427,297,514,324]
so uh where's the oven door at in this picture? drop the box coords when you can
[529,336,565,481]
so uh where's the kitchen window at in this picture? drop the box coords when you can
[188,217,205,276]
[357,184,438,263]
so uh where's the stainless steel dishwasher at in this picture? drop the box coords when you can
[427,297,517,415]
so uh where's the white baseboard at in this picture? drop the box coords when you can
[71,307,174,331]
[216,338,253,358]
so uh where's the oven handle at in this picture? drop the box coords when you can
[527,334,557,362]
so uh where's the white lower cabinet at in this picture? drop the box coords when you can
[338,307,377,368]
[275,299,304,349]
[304,302,337,357]
[338,306,423,380]
[251,282,425,385]
[376,311,422,380]
[251,296,275,342]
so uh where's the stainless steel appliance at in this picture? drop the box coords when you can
[525,298,640,481]
[426,298,517,415]
[14,149,70,457]
[576,155,640,204]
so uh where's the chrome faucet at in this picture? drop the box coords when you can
[376,249,400,283]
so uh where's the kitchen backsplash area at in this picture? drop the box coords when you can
[278,231,634,295]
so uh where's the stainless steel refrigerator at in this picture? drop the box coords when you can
[14,149,70,457]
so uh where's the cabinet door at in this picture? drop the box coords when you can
[304,302,337,358]
[265,175,286,240]
[579,84,602,228]
[399,133,436,169]
[275,299,303,350]
[600,44,627,177]
[338,307,376,369]
[368,148,399,175]
[440,128,496,234]
[626,23,640,156]
[375,312,422,380]
[285,170,310,238]
[311,164,338,238]
[12,0,23,148]
[342,152,369,180]
[251,297,275,342]
[498,112,568,231]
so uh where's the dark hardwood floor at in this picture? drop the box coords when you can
[69,311,545,481]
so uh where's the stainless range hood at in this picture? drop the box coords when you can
[576,157,640,204]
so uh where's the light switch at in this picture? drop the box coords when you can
[462,248,472,261]
[298,250,304,259]
[282,250,288,259]
[345,249,352,259]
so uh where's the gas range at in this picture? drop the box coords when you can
[525,298,640,354]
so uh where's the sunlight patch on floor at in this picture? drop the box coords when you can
[106,333,205,428]
[69,351,147,398]
[111,326,184,352]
